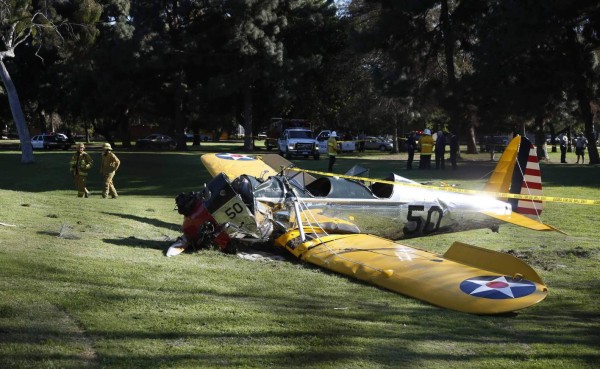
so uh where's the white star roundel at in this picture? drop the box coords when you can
[460,276,536,299]
[216,153,255,161]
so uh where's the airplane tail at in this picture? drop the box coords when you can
[484,135,544,217]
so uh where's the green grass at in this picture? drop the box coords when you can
[1,143,599,368]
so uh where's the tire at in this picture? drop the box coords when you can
[285,149,292,159]
[379,145,386,152]
[313,153,320,160]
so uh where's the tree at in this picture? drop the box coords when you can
[469,0,600,163]
[0,0,101,163]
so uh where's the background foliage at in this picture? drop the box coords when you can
[0,0,599,162]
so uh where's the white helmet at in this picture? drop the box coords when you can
[424,129,431,135]
[331,131,337,137]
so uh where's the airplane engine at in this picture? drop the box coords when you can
[174,173,274,254]
[175,191,232,252]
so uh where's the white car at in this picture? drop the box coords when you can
[31,133,72,150]
[315,130,356,154]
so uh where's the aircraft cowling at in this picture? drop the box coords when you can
[181,198,231,251]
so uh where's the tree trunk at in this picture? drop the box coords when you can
[118,106,131,148]
[567,29,599,164]
[534,114,547,160]
[174,70,188,151]
[392,124,399,153]
[243,84,253,151]
[0,59,34,163]
[579,98,599,164]
[465,105,479,154]
[440,0,463,142]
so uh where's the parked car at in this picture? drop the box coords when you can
[480,135,509,152]
[364,136,393,151]
[31,133,72,150]
[185,132,212,142]
[136,134,176,150]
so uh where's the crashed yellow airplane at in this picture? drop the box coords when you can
[168,136,553,314]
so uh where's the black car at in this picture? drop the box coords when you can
[136,134,176,150]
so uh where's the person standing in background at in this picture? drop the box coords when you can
[434,130,446,170]
[406,132,417,170]
[358,131,366,152]
[419,129,434,170]
[327,131,339,172]
[100,143,121,199]
[449,132,459,170]
[559,133,568,163]
[69,143,93,198]
[574,132,588,164]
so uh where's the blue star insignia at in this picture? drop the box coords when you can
[460,276,536,299]
[216,153,254,161]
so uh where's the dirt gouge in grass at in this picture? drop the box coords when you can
[166,136,567,314]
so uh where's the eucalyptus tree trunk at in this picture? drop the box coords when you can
[440,0,461,134]
[567,28,600,164]
[465,105,479,154]
[243,84,253,151]
[174,70,188,151]
[0,59,34,163]
[534,114,548,160]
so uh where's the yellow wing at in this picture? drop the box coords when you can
[201,153,317,186]
[201,153,278,179]
[276,231,547,314]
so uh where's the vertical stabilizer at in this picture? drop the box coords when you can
[510,138,543,216]
[484,136,544,217]
[484,136,521,193]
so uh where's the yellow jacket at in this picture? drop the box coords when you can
[70,152,93,176]
[327,137,339,155]
[419,135,434,155]
[101,151,121,175]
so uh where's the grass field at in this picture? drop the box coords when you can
[1,141,599,368]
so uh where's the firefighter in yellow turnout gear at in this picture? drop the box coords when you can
[100,143,121,198]
[418,129,434,170]
[69,143,93,197]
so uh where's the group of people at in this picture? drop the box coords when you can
[406,129,459,171]
[559,132,589,164]
[69,142,121,198]
[326,129,594,174]
[326,129,459,173]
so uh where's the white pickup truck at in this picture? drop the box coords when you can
[315,130,356,154]
[278,128,320,160]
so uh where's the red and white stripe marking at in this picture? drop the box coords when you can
[517,145,543,216]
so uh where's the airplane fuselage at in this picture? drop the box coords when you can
[249,174,511,240]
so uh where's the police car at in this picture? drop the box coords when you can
[31,133,72,150]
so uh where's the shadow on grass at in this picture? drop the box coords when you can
[103,236,171,251]
[102,211,180,231]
